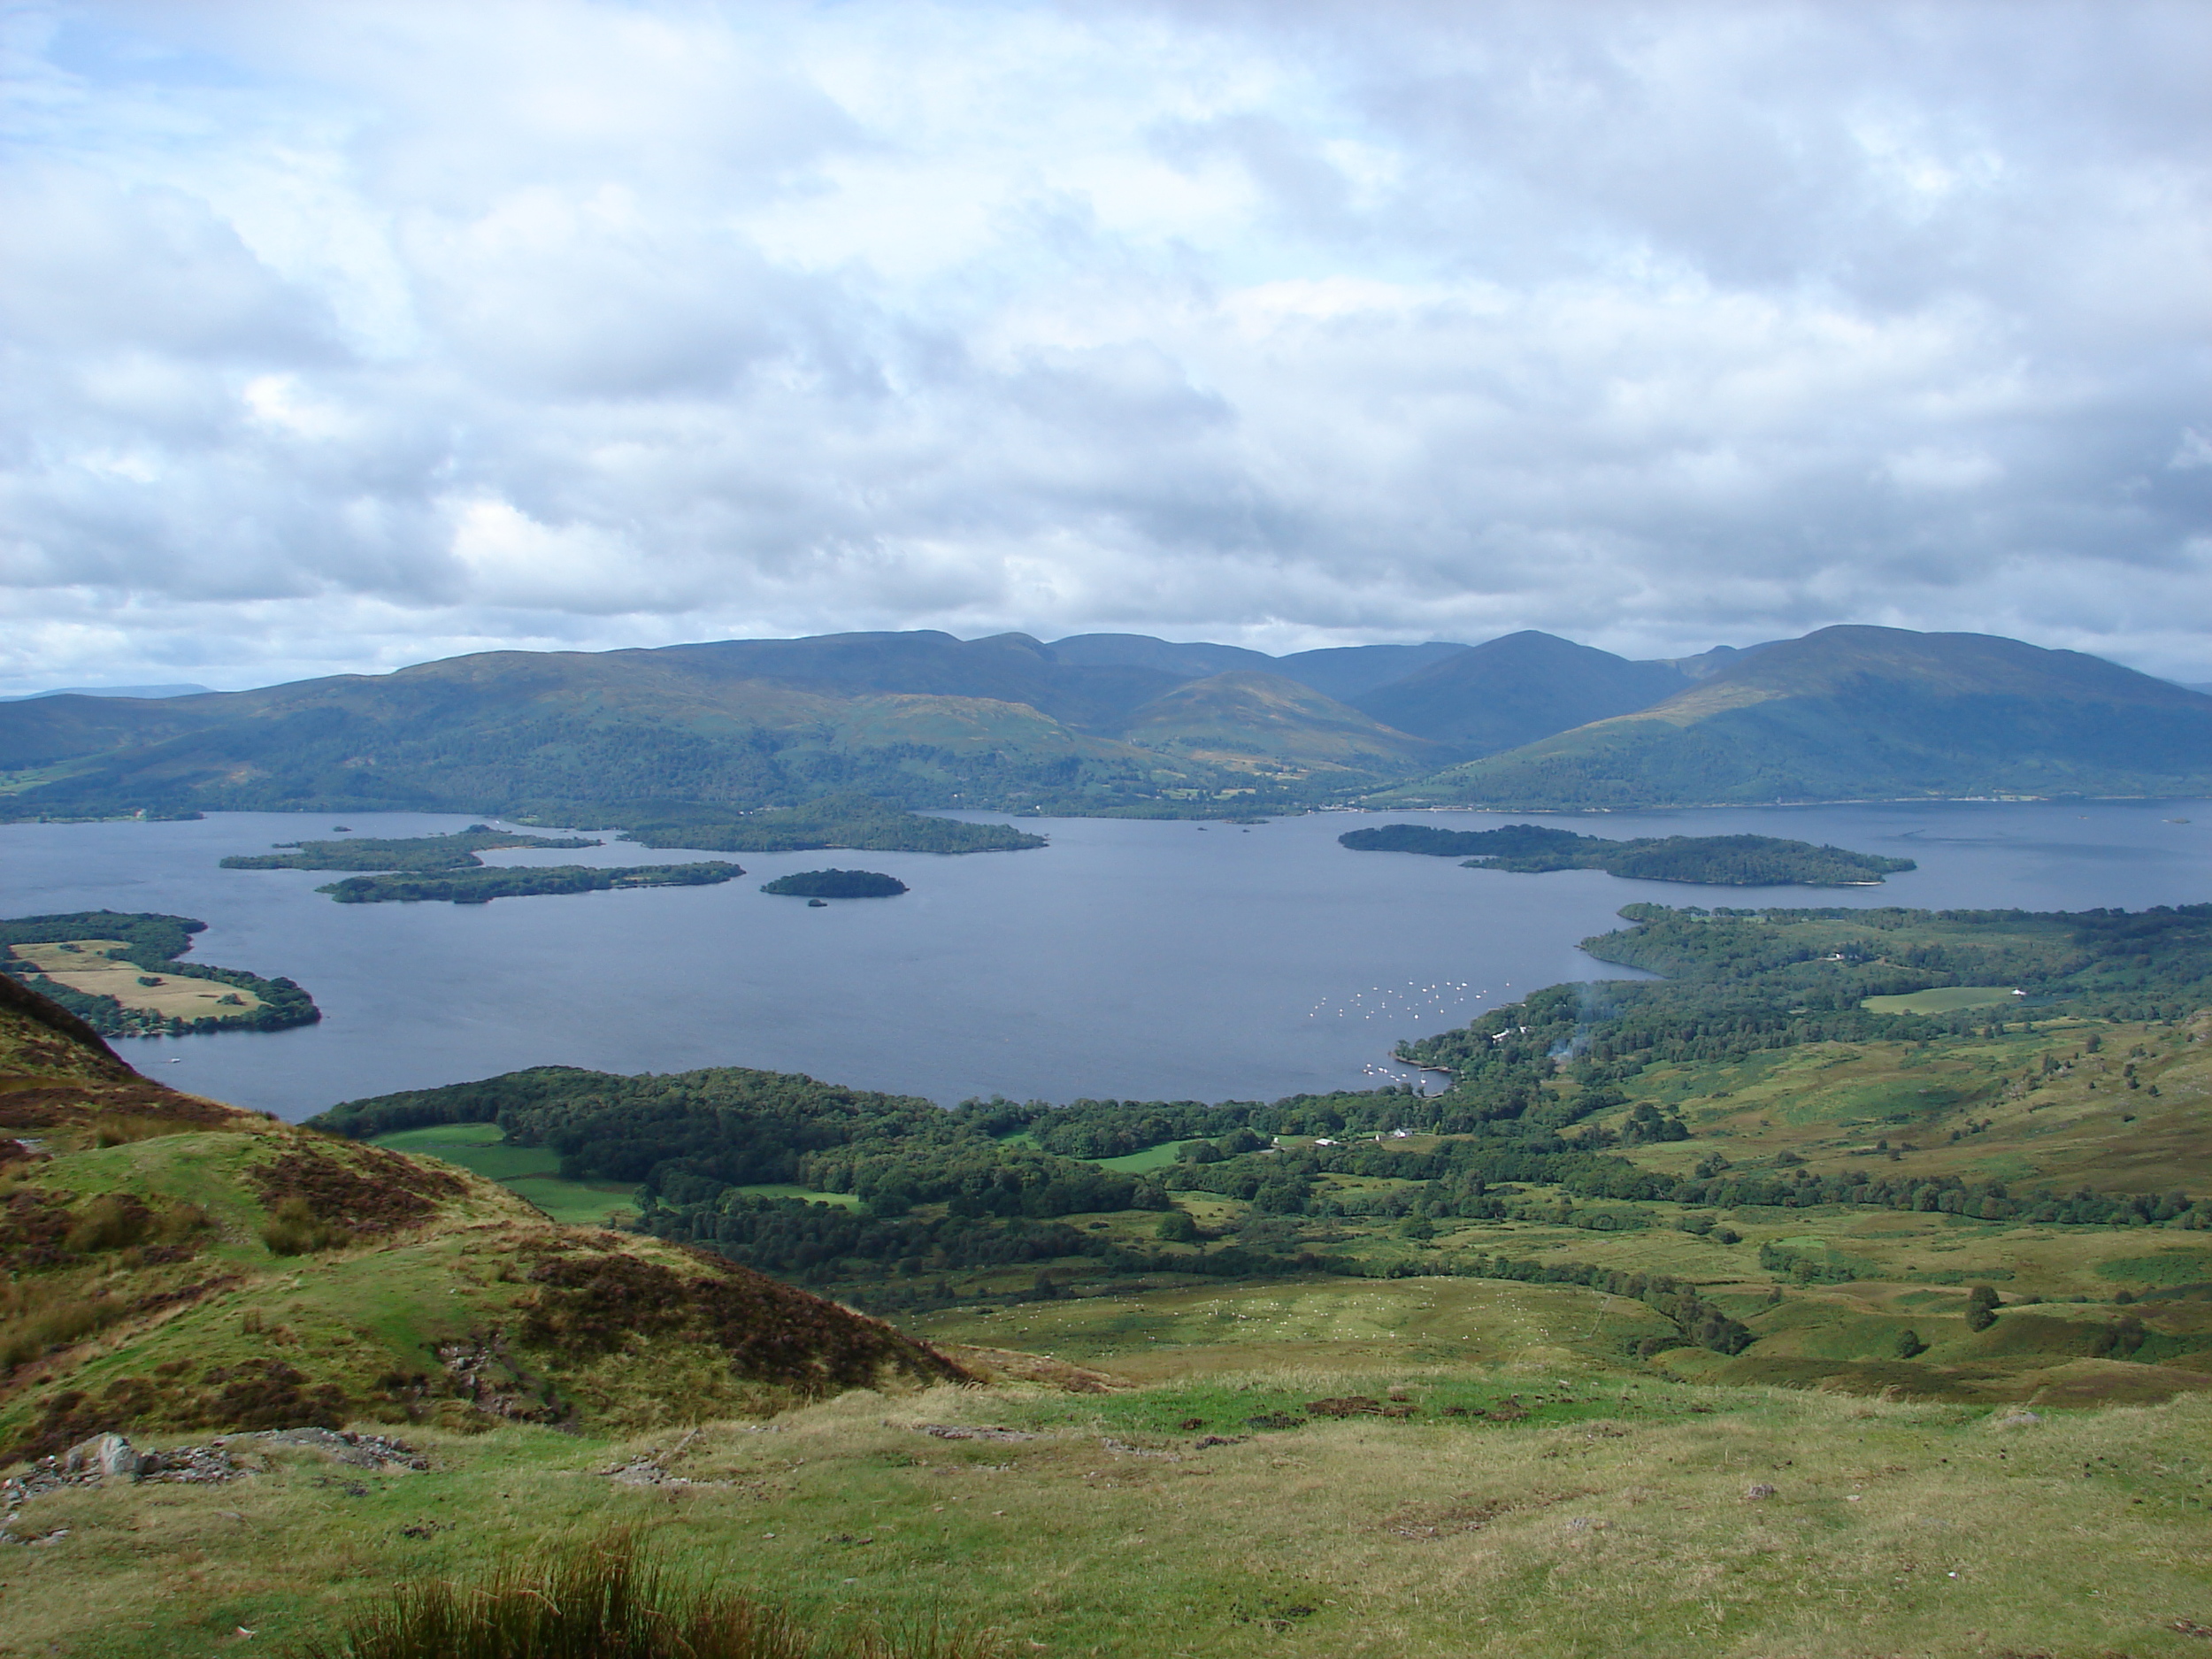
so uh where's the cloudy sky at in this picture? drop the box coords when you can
[3,0,2208,692]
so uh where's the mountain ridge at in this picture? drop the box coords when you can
[1373,625,2212,808]
[4,623,2206,822]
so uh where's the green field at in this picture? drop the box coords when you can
[735,1182,863,1209]
[1090,1139,1196,1174]
[371,1122,639,1225]
[1861,985,2023,1013]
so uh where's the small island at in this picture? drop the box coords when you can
[223,826,600,872]
[760,869,909,899]
[317,860,744,905]
[0,910,319,1036]
[1339,823,1916,886]
[626,795,1044,856]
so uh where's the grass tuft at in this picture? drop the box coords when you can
[302,1530,994,1659]
[260,1194,351,1256]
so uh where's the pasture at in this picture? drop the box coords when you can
[10,938,265,1021]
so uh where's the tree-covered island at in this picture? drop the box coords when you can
[626,795,1044,856]
[221,826,601,872]
[759,869,909,899]
[1340,822,1916,885]
[317,861,745,905]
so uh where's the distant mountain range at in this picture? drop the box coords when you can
[0,683,214,702]
[2,625,2207,823]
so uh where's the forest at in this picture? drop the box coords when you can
[0,909,319,1035]
[1339,823,1916,884]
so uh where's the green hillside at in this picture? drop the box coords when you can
[0,642,1225,824]
[1377,625,2212,807]
[1112,670,1450,779]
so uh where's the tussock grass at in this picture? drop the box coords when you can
[0,1274,128,1371]
[12,1381,2210,1658]
[303,1529,993,1659]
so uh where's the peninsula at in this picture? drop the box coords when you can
[0,910,319,1036]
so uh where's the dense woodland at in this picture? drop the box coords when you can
[1339,823,1916,885]
[0,910,319,1035]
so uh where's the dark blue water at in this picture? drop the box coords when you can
[2,800,2208,1119]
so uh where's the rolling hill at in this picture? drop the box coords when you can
[1373,625,2212,807]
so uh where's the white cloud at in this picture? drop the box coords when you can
[1,0,2210,690]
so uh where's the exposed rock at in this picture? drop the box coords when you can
[64,1432,146,1480]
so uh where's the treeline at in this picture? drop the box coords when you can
[311,1064,1170,1220]
[316,861,742,904]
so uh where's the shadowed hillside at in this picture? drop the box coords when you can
[1351,630,1691,757]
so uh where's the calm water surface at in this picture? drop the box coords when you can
[2,800,2208,1119]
